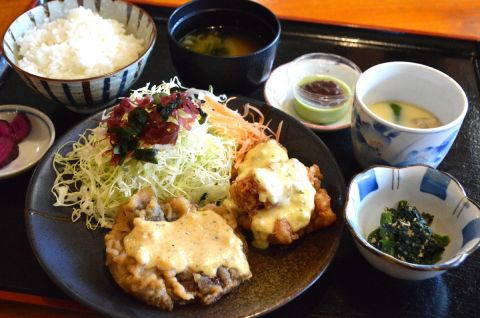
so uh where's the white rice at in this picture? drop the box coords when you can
[17,7,145,79]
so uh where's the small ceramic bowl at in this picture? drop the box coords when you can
[2,0,156,113]
[351,62,468,168]
[0,105,55,179]
[288,53,361,124]
[264,63,352,132]
[167,0,281,94]
[344,165,480,280]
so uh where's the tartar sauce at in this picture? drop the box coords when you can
[123,209,251,278]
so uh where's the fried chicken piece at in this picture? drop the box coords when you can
[309,188,337,230]
[229,176,268,213]
[306,164,337,231]
[230,163,336,247]
[269,218,299,245]
[307,164,324,190]
[105,188,250,311]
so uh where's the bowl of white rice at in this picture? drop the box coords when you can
[2,0,156,113]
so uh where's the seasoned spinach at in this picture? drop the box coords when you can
[367,200,449,264]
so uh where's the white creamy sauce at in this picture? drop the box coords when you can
[235,139,316,249]
[123,210,251,278]
[236,139,289,180]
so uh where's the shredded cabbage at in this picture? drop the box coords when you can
[51,81,236,229]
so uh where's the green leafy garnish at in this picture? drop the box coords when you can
[107,108,149,164]
[208,44,229,56]
[133,148,159,164]
[390,103,402,123]
[159,95,182,120]
[432,233,450,247]
[128,108,149,134]
[111,137,138,164]
[421,212,434,225]
[367,200,449,264]
[198,107,207,125]
[380,210,393,225]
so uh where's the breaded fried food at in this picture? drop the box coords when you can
[105,188,251,311]
[307,165,337,230]
[228,139,337,249]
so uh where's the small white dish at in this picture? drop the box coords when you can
[0,105,55,179]
[264,62,352,132]
[345,165,480,280]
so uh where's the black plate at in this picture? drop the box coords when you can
[25,96,345,318]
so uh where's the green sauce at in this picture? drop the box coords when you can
[367,200,449,264]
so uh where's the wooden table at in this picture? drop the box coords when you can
[0,0,479,316]
[2,0,480,41]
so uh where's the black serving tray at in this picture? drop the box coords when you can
[1,4,479,317]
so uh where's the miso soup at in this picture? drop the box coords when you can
[179,26,265,57]
[368,101,442,128]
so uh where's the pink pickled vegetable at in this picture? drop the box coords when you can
[0,120,15,139]
[10,112,31,143]
[0,136,19,168]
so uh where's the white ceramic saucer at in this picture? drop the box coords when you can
[0,105,55,179]
[264,62,352,132]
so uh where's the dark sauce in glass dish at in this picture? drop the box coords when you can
[300,79,345,98]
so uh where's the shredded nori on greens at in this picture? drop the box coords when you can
[367,200,449,264]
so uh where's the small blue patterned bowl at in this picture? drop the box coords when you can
[351,62,468,168]
[2,0,156,113]
[344,165,480,280]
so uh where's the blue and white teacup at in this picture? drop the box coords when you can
[351,62,468,168]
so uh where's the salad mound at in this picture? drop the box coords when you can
[51,80,272,229]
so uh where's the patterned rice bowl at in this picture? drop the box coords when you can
[344,165,480,280]
[2,0,156,113]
